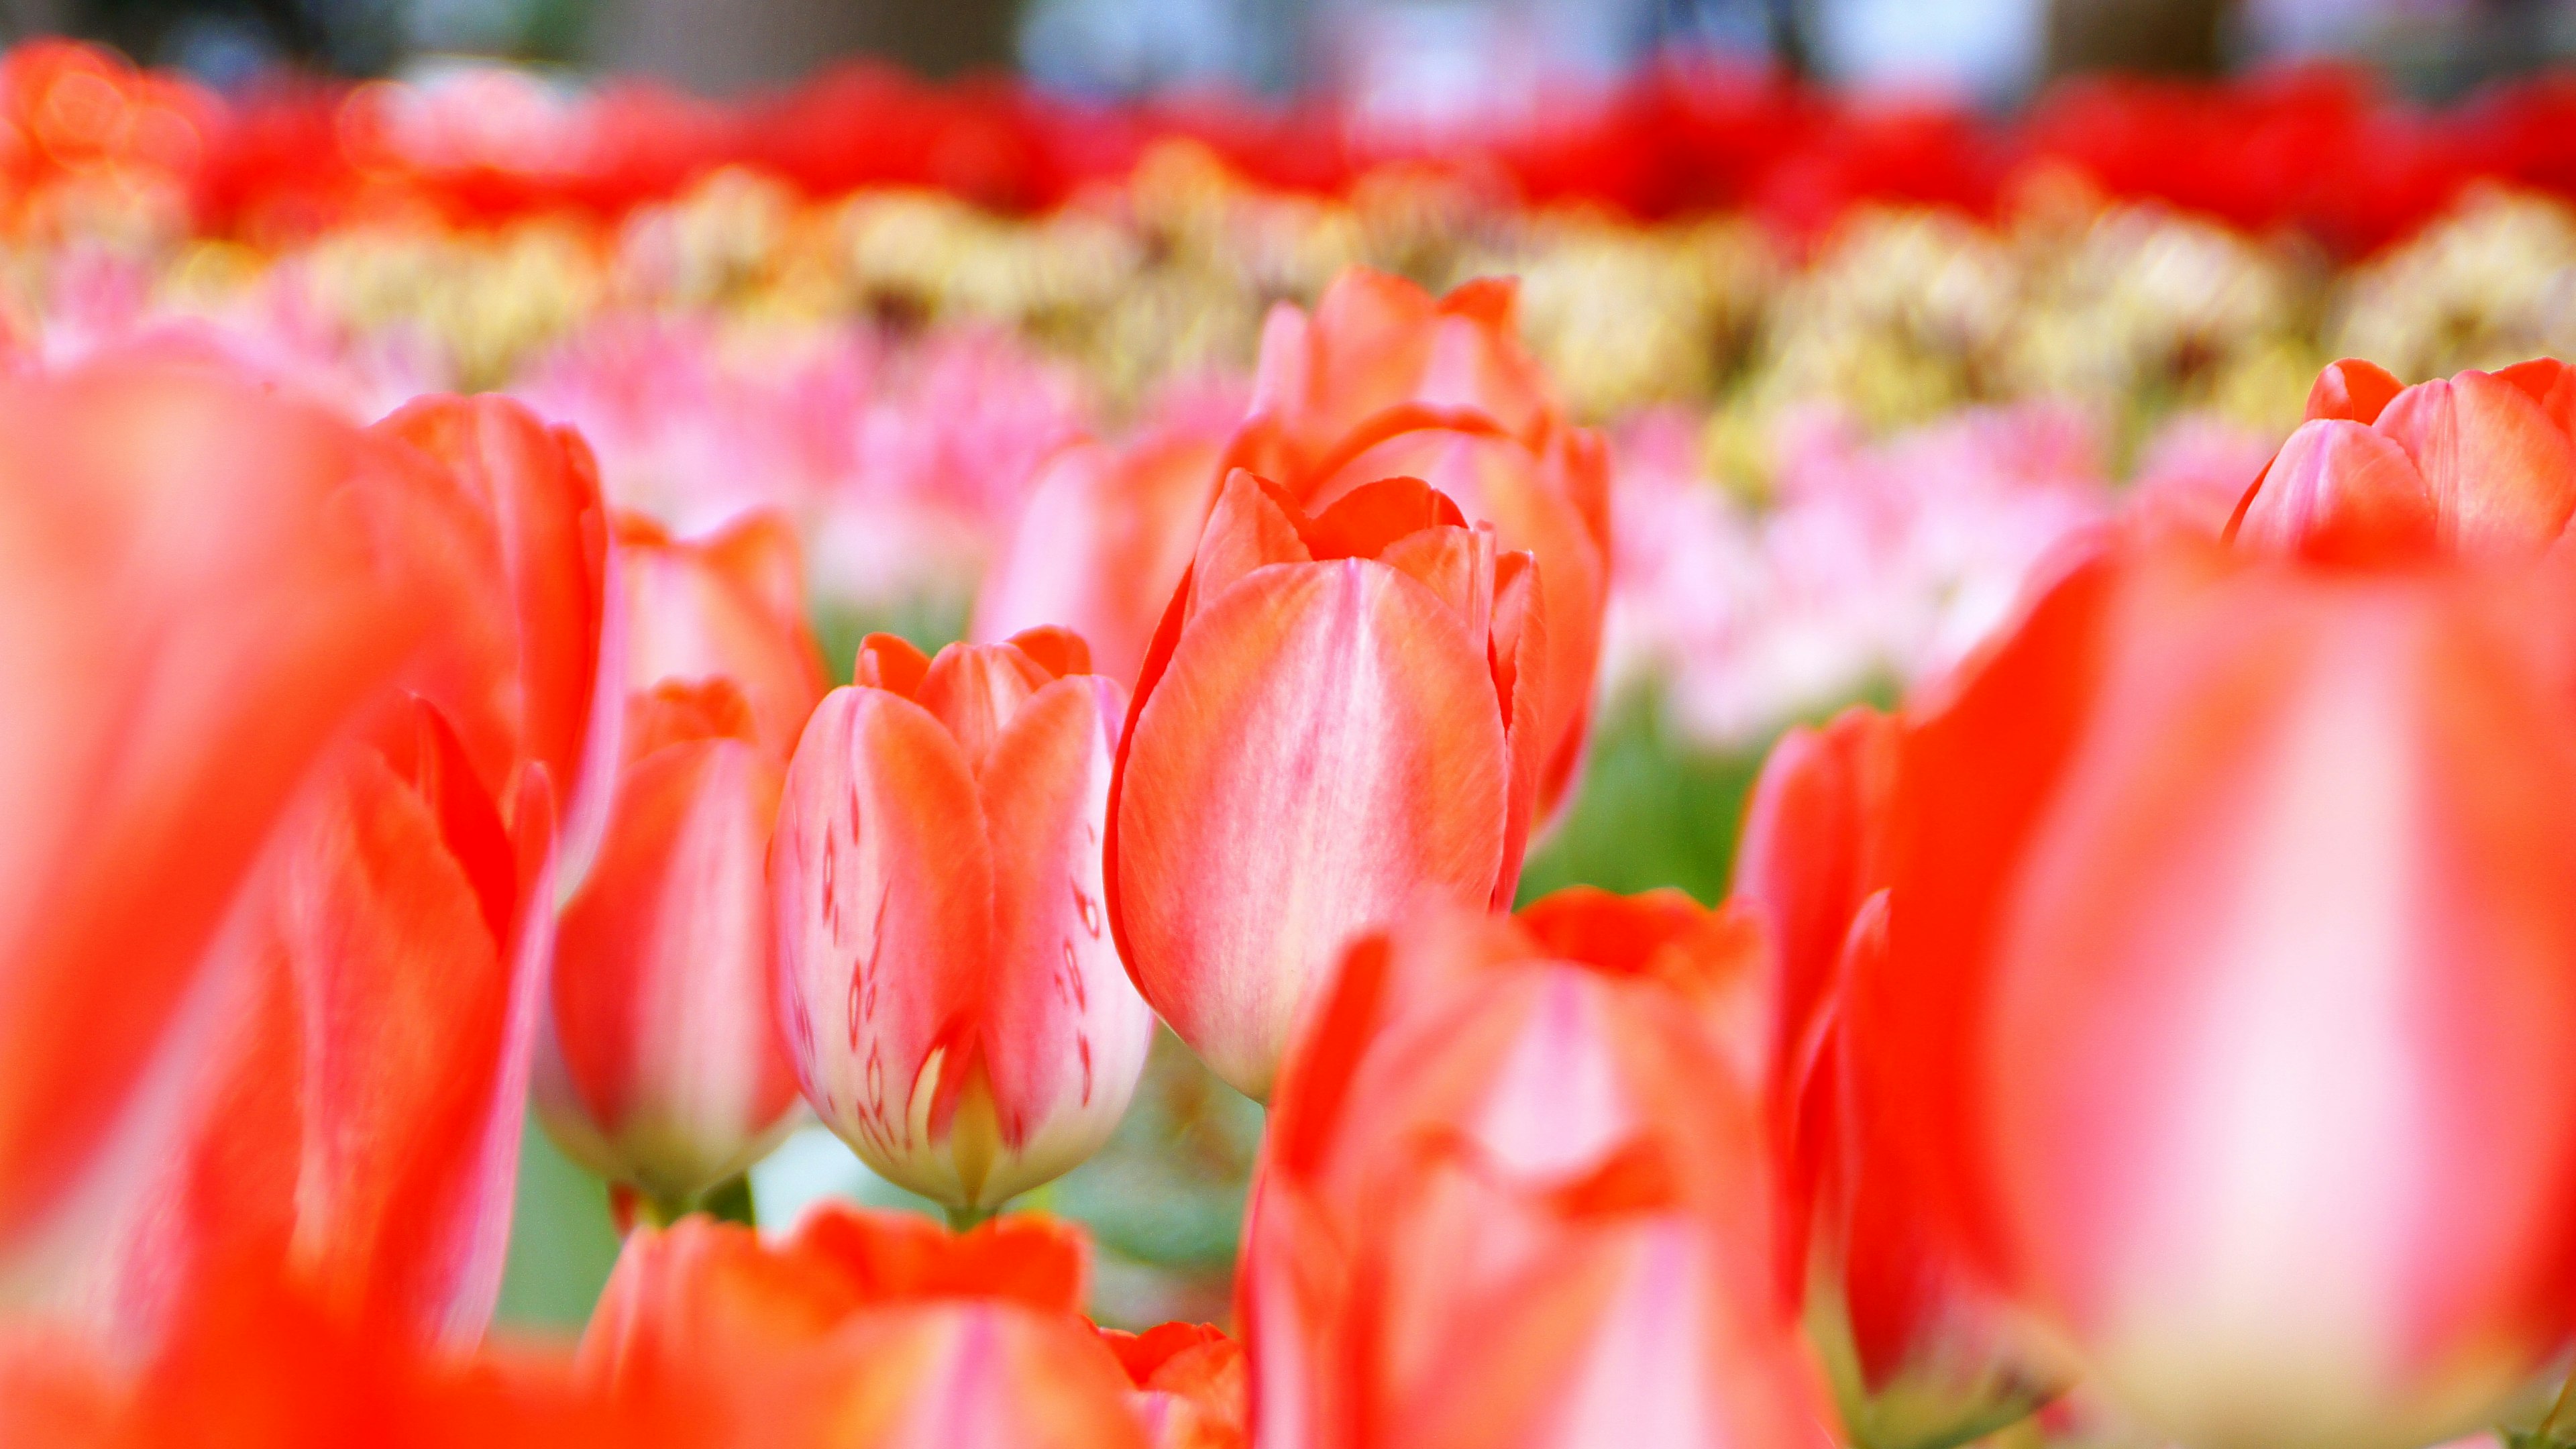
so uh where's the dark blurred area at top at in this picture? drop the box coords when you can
[0,0,2564,109]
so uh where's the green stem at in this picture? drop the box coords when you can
[945,1201,999,1232]
[701,1173,757,1228]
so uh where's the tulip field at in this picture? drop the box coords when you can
[19,32,2576,1448]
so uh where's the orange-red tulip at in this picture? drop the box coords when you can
[1099,1322,1248,1449]
[615,511,830,764]
[1223,269,1610,826]
[536,512,826,1209]
[0,363,482,1271]
[1108,472,1547,1102]
[1859,538,2576,1449]
[973,417,1233,685]
[66,698,557,1347]
[537,682,802,1209]
[774,629,1153,1211]
[2229,357,2576,564]
[1737,706,2066,1449]
[1244,888,1836,1449]
[582,1205,1146,1449]
[375,394,623,878]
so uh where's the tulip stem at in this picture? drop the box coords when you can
[2513,1371,2576,1449]
[701,1174,757,1228]
[945,1202,998,1232]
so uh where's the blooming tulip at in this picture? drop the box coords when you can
[1856,537,2576,1449]
[535,510,826,1212]
[973,415,1233,684]
[582,1205,1148,1448]
[1736,706,2068,1449]
[0,363,490,1276]
[2229,357,2576,563]
[773,629,1153,1213]
[1244,888,1837,1449]
[376,393,623,878]
[1222,269,1610,824]
[69,697,557,1347]
[1107,470,1548,1102]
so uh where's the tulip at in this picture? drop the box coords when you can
[537,682,803,1214]
[1244,888,1837,1449]
[1222,268,1610,826]
[582,1204,1146,1448]
[0,363,485,1271]
[1856,537,2576,1449]
[535,510,826,1214]
[1736,706,2068,1449]
[1101,1323,1248,1449]
[1107,470,1548,1102]
[70,697,557,1347]
[2229,357,2576,563]
[773,628,1155,1214]
[615,511,831,763]
[973,417,1233,684]
[376,393,623,879]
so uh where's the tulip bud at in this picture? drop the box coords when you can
[1108,470,1548,1102]
[2230,357,2576,564]
[1736,707,2069,1449]
[537,682,802,1212]
[1222,268,1610,826]
[773,629,1154,1213]
[537,511,826,1211]
[1245,888,1837,1449]
[1862,539,2576,1449]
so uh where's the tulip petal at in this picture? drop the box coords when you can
[917,643,1055,775]
[772,687,995,1192]
[619,513,830,763]
[975,676,1155,1203]
[2304,358,2405,425]
[1113,558,1510,1101]
[2373,371,2576,554]
[2231,419,2436,564]
[1185,471,1312,619]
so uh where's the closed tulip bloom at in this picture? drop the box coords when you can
[2230,357,2576,563]
[1859,539,2576,1449]
[773,629,1153,1213]
[1737,707,2068,1449]
[1223,269,1610,826]
[538,682,802,1212]
[1101,1324,1248,1449]
[0,364,472,1262]
[1108,470,1549,1102]
[616,511,830,763]
[75,698,558,1347]
[1246,889,1837,1449]
[376,394,624,879]
[973,417,1233,685]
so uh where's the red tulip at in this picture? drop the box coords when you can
[773,629,1154,1212]
[583,1205,1145,1449]
[2229,358,2576,564]
[1107,471,1548,1101]
[1244,888,1837,1449]
[973,417,1234,685]
[615,511,830,765]
[1223,269,1610,826]
[1860,537,2576,1448]
[0,363,483,1271]
[1737,706,2068,1448]
[1101,1323,1248,1449]
[375,394,623,879]
[68,698,557,1347]
[537,682,802,1211]
[535,511,826,1211]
